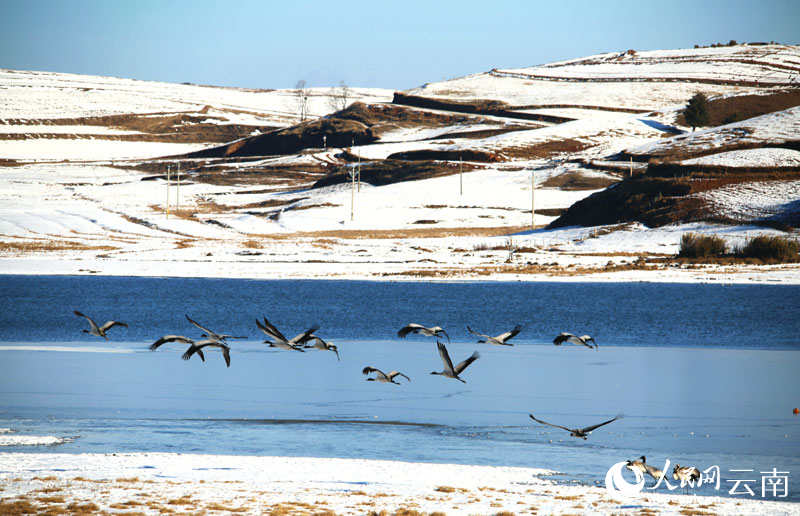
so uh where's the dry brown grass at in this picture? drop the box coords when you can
[679,509,716,516]
[554,494,582,501]
[166,495,194,506]
[36,496,67,504]
[0,500,40,515]
[204,501,248,512]
[109,500,144,509]
[0,239,117,253]
[540,170,619,190]
[502,138,592,159]
[434,486,468,493]
[303,225,532,240]
[31,487,64,494]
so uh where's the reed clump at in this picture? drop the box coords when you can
[678,232,727,258]
[733,234,800,262]
[677,232,800,263]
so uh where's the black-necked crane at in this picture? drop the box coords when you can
[73,310,128,340]
[256,317,317,352]
[181,339,231,367]
[431,341,479,383]
[553,332,598,351]
[148,335,205,361]
[467,324,523,346]
[672,464,700,483]
[626,456,664,485]
[397,323,449,343]
[362,366,410,385]
[528,413,623,439]
[186,315,246,343]
[304,335,339,361]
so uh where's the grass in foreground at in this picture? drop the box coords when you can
[679,232,800,263]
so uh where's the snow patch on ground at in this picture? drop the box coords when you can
[0,435,74,447]
[0,453,797,516]
[695,180,800,224]
[682,147,800,167]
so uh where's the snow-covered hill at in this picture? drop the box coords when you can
[1,44,799,282]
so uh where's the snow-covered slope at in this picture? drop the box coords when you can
[1,44,799,283]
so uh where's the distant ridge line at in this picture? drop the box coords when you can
[489,69,789,88]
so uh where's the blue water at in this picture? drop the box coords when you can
[0,276,799,502]
[0,275,798,348]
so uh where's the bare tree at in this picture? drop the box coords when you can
[326,80,351,113]
[295,80,309,123]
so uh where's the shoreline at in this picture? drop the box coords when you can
[1,453,796,515]
[1,258,799,285]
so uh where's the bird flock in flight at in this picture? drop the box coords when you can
[74,310,620,439]
[72,309,711,486]
[71,309,711,489]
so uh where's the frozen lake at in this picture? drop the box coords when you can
[0,276,798,502]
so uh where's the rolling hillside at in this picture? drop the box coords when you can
[1,43,799,282]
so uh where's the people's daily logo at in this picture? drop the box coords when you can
[605,461,645,497]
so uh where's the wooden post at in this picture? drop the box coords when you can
[176,162,180,212]
[357,145,361,192]
[350,139,355,221]
[166,165,170,219]
[460,154,463,195]
[531,169,535,229]
[351,165,355,221]
[630,156,633,177]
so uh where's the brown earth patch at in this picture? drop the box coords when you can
[540,170,620,190]
[393,92,575,124]
[312,159,480,189]
[676,88,800,128]
[502,139,593,159]
[0,239,118,253]
[386,149,505,163]
[336,102,477,128]
[2,112,275,145]
[548,171,800,229]
[303,225,531,239]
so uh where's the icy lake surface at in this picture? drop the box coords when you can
[0,276,798,501]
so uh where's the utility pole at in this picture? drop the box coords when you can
[357,144,361,192]
[176,162,180,212]
[460,154,463,195]
[531,169,535,229]
[166,165,171,219]
[351,165,355,221]
[350,139,355,221]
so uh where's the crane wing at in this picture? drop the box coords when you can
[186,315,216,337]
[454,350,480,374]
[258,317,289,343]
[497,324,523,342]
[149,335,194,351]
[553,332,576,346]
[290,323,320,345]
[74,310,100,333]
[467,325,490,341]
[436,341,456,374]
[397,323,423,338]
[388,370,410,382]
[529,414,574,433]
[581,414,623,433]
[99,320,128,332]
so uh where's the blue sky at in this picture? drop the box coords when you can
[1,0,798,90]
